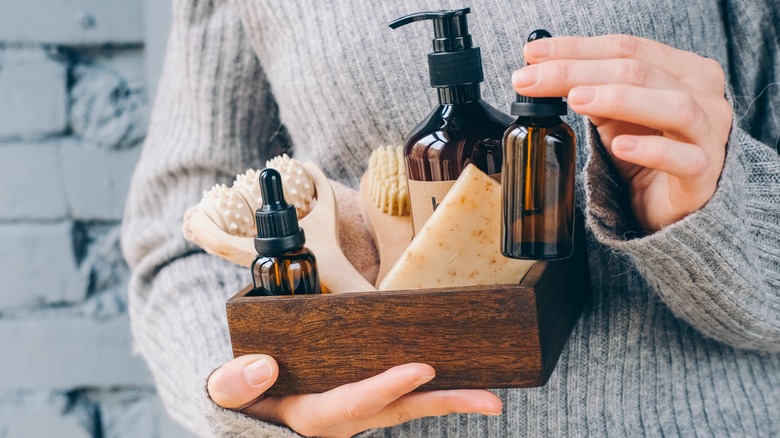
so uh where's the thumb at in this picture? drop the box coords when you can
[208,354,279,410]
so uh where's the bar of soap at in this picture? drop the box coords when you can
[379,164,535,291]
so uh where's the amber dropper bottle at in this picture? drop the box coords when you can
[249,168,322,296]
[501,29,576,260]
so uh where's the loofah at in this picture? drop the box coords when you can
[367,146,410,216]
[266,154,316,216]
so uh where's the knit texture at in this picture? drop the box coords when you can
[121,0,780,436]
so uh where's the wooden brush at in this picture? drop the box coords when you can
[183,160,376,293]
[359,146,414,286]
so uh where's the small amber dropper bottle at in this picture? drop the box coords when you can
[501,29,577,260]
[249,168,322,296]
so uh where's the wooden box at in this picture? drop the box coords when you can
[226,229,590,396]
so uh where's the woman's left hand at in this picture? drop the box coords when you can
[513,34,733,232]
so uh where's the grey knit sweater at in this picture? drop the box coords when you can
[121,0,780,436]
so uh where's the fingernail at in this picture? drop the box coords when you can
[413,375,436,387]
[525,40,552,58]
[569,87,596,105]
[512,67,537,88]
[485,409,503,416]
[614,137,639,152]
[243,359,272,387]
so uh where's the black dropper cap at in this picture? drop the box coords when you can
[511,29,568,117]
[389,8,484,89]
[254,168,305,255]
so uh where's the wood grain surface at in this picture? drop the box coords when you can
[227,214,590,396]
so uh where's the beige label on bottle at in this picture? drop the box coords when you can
[408,179,457,235]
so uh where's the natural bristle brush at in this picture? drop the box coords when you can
[359,145,415,286]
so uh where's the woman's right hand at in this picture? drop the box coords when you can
[207,354,503,437]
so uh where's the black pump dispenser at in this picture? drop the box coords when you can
[389,8,484,104]
[511,29,567,117]
[254,168,305,255]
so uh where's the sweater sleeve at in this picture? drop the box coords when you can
[120,0,300,436]
[582,0,780,352]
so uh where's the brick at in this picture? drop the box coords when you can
[0,142,69,220]
[75,223,129,292]
[74,223,131,319]
[0,0,143,45]
[0,316,153,390]
[0,222,87,308]
[159,408,197,438]
[100,394,196,438]
[0,50,68,138]
[70,63,148,149]
[101,49,146,86]
[60,143,142,220]
[0,403,90,438]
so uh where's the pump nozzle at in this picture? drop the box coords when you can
[389,8,484,89]
[389,8,473,52]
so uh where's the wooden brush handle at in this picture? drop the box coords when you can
[359,173,414,286]
[299,162,376,293]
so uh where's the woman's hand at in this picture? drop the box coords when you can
[513,34,733,232]
[207,355,503,437]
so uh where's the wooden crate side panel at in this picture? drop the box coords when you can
[228,287,546,395]
[535,214,591,381]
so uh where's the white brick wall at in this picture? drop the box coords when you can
[0,50,68,138]
[0,143,69,220]
[0,139,139,221]
[0,317,152,390]
[0,0,143,45]
[0,394,90,438]
[0,0,192,436]
[0,222,86,307]
[61,143,142,220]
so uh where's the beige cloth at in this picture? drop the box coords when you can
[331,179,379,285]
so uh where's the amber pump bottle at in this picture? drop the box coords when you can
[389,8,514,234]
[249,168,322,296]
[502,30,576,260]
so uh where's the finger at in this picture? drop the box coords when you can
[248,363,435,430]
[207,354,279,410]
[322,363,436,420]
[511,58,679,97]
[611,135,709,179]
[567,85,709,141]
[523,34,701,77]
[363,390,503,430]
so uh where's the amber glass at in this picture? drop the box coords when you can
[404,98,513,182]
[249,248,322,296]
[501,116,576,260]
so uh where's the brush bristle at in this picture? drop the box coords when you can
[200,184,254,236]
[266,154,316,217]
[367,146,410,216]
[232,169,264,213]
